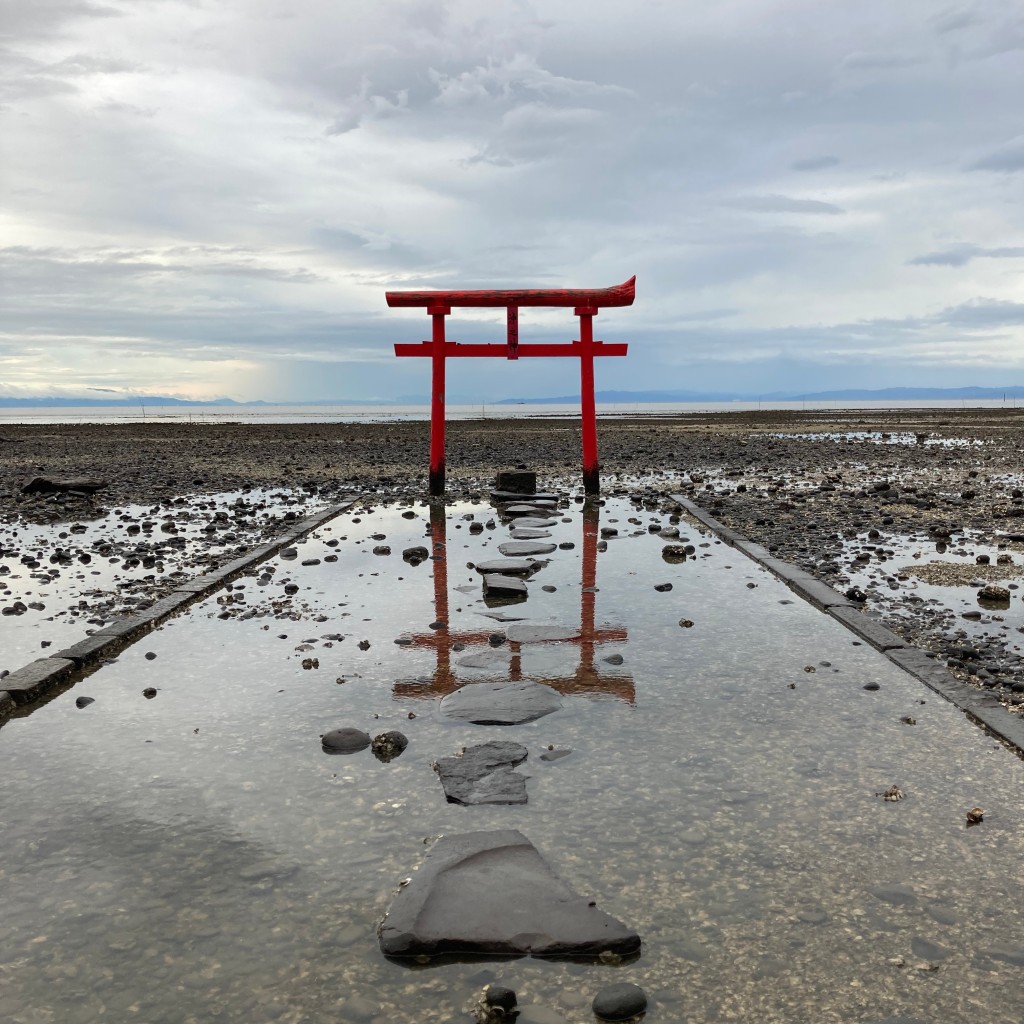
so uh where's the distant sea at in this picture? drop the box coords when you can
[1,398,1022,425]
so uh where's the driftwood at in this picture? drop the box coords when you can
[22,476,107,496]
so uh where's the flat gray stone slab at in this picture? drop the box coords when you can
[457,650,514,670]
[510,528,552,540]
[1,658,77,703]
[435,741,529,805]
[378,829,641,959]
[505,624,581,644]
[509,517,556,530]
[483,574,528,598]
[503,505,557,518]
[475,559,537,575]
[498,541,557,557]
[440,681,562,725]
[491,490,560,503]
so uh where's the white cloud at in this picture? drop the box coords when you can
[1,0,1023,399]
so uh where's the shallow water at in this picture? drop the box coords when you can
[773,431,986,448]
[2,496,1023,1023]
[839,528,1024,648]
[0,488,328,670]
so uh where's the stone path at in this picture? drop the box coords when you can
[378,484,640,965]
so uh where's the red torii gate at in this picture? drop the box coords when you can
[387,276,635,496]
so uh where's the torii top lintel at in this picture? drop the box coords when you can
[385,275,635,310]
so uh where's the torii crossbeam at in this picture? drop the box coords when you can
[387,277,635,495]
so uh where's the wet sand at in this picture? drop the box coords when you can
[3,407,1024,705]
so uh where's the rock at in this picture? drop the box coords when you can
[509,517,556,530]
[403,545,429,565]
[371,731,408,762]
[654,582,673,592]
[510,528,552,540]
[483,574,528,600]
[661,545,688,563]
[496,470,537,494]
[322,727,371,754]
[440,682,562,725]
[373,545,391,556]
[540,747,572,762]
[142,687,157,699]
[475,559,537,575]
[592,983,648,1021]
[484,984,518,1012]
[435,741,529,805]
[21,476,106,495]
[378,829,641,958]
[75,695,95,708]
[911,936,951,961]
[980,943,1024,966]
[498,541,557,557]
[458,650,514,670]
[870,883,916,906]
[978,584,1010,606]
[503,505,556,518]
[504,624,580,643]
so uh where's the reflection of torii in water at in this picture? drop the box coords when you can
[393,501,634,703]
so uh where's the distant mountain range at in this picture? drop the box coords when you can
[3,385,1024,407]
[495,386,1024,404]
[0,396,254,407]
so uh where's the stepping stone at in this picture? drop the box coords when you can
[475,559,537,575]
[440,682,562,725]
[510,528,552,540]
[435,741,529,805]
[503,505,557,518]
[496,469,537,493]
[499,541,557,557]
[457,650,514,669]
[505,624,581,644]
[509,517,557,530]
[483,574,528,599]
[378,829,641,959]
[491,490,561,503]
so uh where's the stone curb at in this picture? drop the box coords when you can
[0,497,360,716]
[670,494,1024,757]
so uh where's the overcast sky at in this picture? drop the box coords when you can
[3,0,1023,402]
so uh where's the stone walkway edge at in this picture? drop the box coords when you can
[0,496,362,720]
[670,493,1024,758]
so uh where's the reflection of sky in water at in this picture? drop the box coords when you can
[770,431,986,448]
[1,497,1023,1023]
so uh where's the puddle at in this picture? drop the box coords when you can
[771,432,986,448]
[1,496,1023,1022]
[0,488,329,670]
[839,528,1024,672]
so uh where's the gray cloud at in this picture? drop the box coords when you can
[910,244,1024,266]
[838,51,924,71]
[969,135,1024,172]
[791,155,840,171]
[725,195,845,215]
